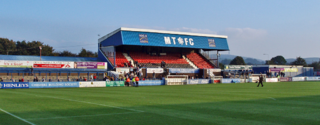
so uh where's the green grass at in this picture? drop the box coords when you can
[1,82,320,125]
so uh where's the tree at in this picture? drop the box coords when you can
[0,38,16,55]
[59,50,77,57]
[269,55,287,65]
[229,56,246,65]
[308,62,320,70]
[78,48,97,57]
[220,59,231,65]
[219,63,225,69]
[291,57,307,66]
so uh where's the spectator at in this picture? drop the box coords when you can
[42,77,45,82]
[36,77,39,82]
[125,77,130,86]
[90,74,93,81]
[93,75,97,81]
[11,78,15,82]
[135,76,139,87]
[153,71,156,80]
[67,77,70,82]
[57,77,60,82]
[132,77,136,86]
[21,77,24,82]
[0,77,3,82]
[49,78,52,82]
[84,77,87,81]
[103,76,106,81]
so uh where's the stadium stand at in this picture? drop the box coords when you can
[129,52,193,68]
[115,51,128,67]
[186,52,214,69]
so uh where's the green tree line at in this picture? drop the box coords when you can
[0,38,97,57]
[220,55,320,70]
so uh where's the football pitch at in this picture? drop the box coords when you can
[1,82,320,125]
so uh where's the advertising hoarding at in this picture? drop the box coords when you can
[106,81,125,87]
[115,68,130,74]
[33,61,74,68]
[76,62,107,69]
[79,81,106,87]
[0,60,33,68]
[29,82,79,88]
[221,78,241,83]
[305,77,320,81]
[147,68,164,73]
[169,68,200,73]
[292,77,305,81]
[266,78,278,82]
[284,68,298,72]
[225,65,252,70]
[188,79,210,84]
[0,82,29,89]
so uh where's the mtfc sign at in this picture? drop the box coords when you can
[164,37,194,46]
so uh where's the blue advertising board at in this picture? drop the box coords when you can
[188,79,210,84]
[139,80,165,86]
[169,68,200,73]
[121,31,229,50]
[306,77,320,81]
[29,82,79,88]
[221,78,241,83]
[0,82,29,89]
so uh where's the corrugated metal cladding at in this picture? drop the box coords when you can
[121,31,229,50]
[100,31,123,47]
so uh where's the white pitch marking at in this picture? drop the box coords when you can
[26,112,139,120]
[0,108,36,125]
[1,90,144,113]
[35,95,144,112]
[268,97,276,100]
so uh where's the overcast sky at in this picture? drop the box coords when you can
[1,0,319,60]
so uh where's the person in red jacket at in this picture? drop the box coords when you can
[21,77,24,82]
[125,77,130,86]
[135,76,139,87]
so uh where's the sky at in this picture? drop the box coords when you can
[1,0,320,60]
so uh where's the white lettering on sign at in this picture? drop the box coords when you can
[184,38,188,45]
[171,37,176,45]
[177,37,184,45]
[164,37,171,44]
[164,37,194,46]
[189,38,194,45]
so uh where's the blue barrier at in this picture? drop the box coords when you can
[169,68,200,73]
[138,80,165,86]
[221,78,241,83]
[306,77,320,81]
[29,82,79,88]
[0,82,29,89]
[188,79,210,84]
